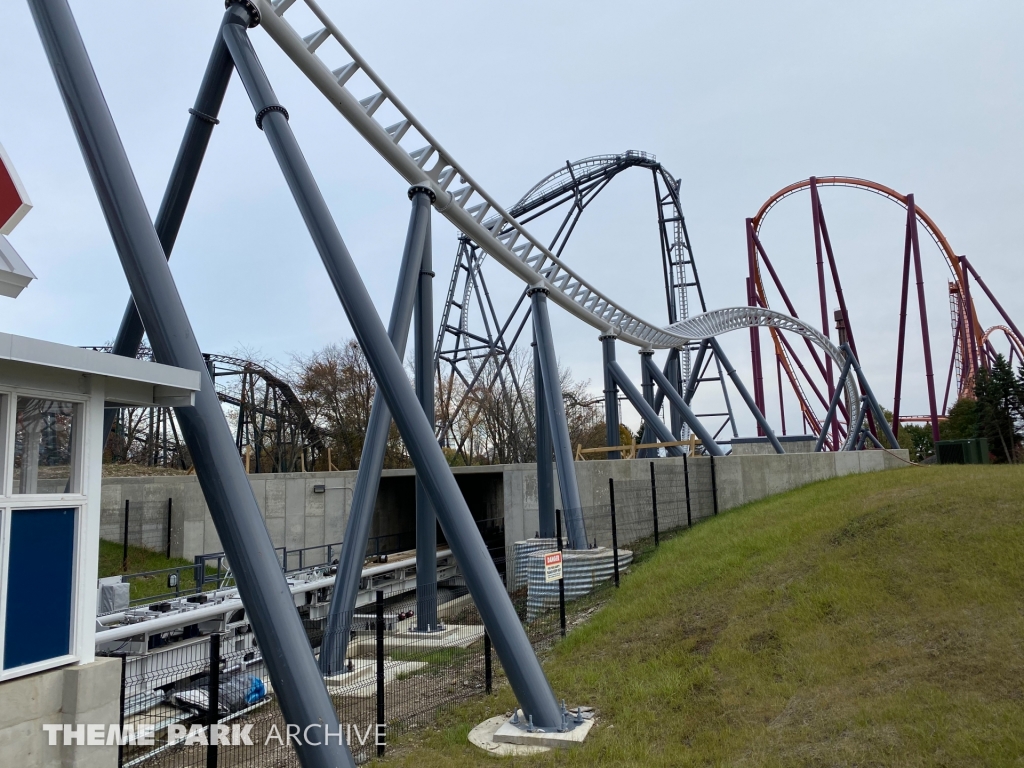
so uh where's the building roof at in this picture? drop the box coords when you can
[0,332,201,407]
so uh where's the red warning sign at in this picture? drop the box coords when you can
[0,141,32,235]
[544,551,563,583]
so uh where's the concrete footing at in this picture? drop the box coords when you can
[470,708,595,755]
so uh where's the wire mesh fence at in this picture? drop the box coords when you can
[108,457,719,767]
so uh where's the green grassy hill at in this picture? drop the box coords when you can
[389,466,1024,767]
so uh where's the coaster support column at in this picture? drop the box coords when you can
[222,9,561,727]
[319,187,430,674]
[531,288,586,549]
[28,3,356,765]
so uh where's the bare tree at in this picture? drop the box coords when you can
[292,341,410,470]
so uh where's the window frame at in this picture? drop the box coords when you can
[0,384,90,680]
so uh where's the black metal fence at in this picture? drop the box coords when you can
[110,458,718,766]
[112,498,176,561]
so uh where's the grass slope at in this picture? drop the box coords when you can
[387,466,1024,767]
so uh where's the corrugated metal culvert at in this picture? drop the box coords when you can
[525,546,633,619]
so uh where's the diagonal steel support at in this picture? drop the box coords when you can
[708,337,784,454]
[607,358,685,457]
[221,12,562,728]
[642,354,724,456]
[531,288,587,548]
[100,27,234,441]
[843,343,899,450]
[319,188,431,675]
[27,4,353,767]
[684,339,709,403]
[814,357,854,452]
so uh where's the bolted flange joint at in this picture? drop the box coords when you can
[527,286,549,298]
[639,348,655,356]
[224,0,260,27]
[255,104,289,131]
[408,184,436,202]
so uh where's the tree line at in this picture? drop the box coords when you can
[893,354,1024,463]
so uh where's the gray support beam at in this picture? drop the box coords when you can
[414,194,437,632]
[638,350,656,458]
[533,338,556,538]
[684,339,710,403]
[814,357,853,452]
[601,334,621,459]
[666,348,683,438]
[642,354,725,456]
[101,30,234,441]
[607,359,685,457]
[27,4,353,767]
[707,338,785,454]
[531,288,587,549]
[221,15,562,728]
[319,189,430,675]
[843,343,900,450]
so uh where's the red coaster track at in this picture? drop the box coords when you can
[745,176,1023,449]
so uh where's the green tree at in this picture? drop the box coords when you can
[939,397,978,441]
[973,355,1021,463]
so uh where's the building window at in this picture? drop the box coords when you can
[12,398,78,494]
[3,508,77,670]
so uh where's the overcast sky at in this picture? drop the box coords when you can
[1,1,1022,436]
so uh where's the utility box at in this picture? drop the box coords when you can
[936,438,990,465]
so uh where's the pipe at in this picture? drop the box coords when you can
[531,288,587,549]
[642,354,724,456]
[100,30,235,442]
[684,339,709,403]
[707,338,784,454]
[907,195,941,443]
[28,4,351,766]
[638,350,656,458]
[221,15,561,727]
[533,339,555,538]
[319,189,430,675]
[414,200,437,632]
[607,360,684,457]
[842,344,900,451]
[814,357,853,452]
[601,334,621,459]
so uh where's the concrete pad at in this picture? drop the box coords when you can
[348,623,485,654]
[492,708,594,749]
[469,715,550,757]
[324,657,427,698]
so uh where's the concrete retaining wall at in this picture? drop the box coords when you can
[101,450,908,562]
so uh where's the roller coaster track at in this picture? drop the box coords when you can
[253,0,863,447]
[749,176,1024,441]
[89,347,323,468]
[204,354,323,452]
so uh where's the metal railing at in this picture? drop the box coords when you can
[111,460,719,767]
